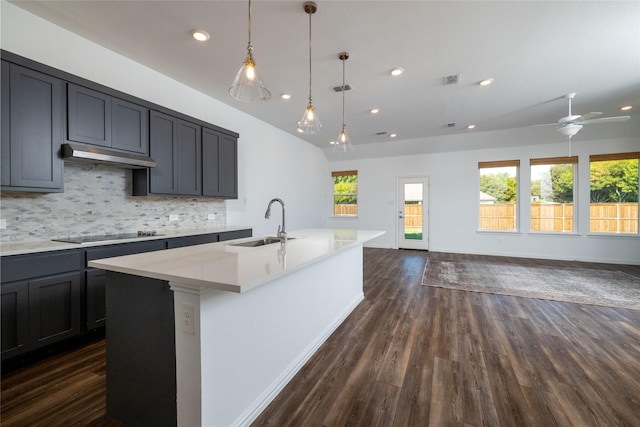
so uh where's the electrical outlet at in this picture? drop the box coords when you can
[182,303,195,335]
[208,213,216,220]
[169,214,179,222]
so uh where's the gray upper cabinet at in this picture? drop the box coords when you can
[67,83,111,147]
[67,83,148,154]
[134,111,236,198]
[1,61,64,192]
[177,120,202,196]
[112,98,148,154]
[203,127,238,199]
[146,110,179,195]
[2,52,238,198]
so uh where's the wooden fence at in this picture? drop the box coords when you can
[336,203,638,233]
[480,203,638,233]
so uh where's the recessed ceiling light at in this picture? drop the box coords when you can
[390,68,404,77]
[621,105,633,111]
[281,93,291,100]
[467,124,476,129]
[389,133,397,138]
[329,140,336,145]
[191,30,210,42]
[479,78,494,86]
[370,108,380,114]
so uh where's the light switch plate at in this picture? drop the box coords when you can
[169,214,179,221]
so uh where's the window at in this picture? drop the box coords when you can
[479,160,519,231]
[530,156,577,233]
[589,152,639,234]
[333,170,358,217]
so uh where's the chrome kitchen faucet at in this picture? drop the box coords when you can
[265,198,287,243]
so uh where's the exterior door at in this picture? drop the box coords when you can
[397,177,429,250]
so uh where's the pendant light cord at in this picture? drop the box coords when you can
[341,57,346,128]
[247,0,253,51]
[308,10,313,104]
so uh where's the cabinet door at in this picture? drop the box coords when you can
[203,128,238,198]
[219,134,238,198]
[149,110,178,194]
[86,268,106,330]
[67,83,111,147]
[112,98,148,154]
[177,120,202,195]
[3,63,63,191]
[1,61,10,186]
[1,281,29,360]
[28,271,81,350]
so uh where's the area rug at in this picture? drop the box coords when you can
[422,254,640,310]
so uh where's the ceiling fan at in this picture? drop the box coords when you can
[540,93,631,140]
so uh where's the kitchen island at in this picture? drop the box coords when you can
[88,228,384,427]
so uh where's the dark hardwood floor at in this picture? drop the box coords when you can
[2,248,639,426]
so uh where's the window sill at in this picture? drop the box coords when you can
[587,233,639,239]
[527,232,580,237]
[476,230,522,235]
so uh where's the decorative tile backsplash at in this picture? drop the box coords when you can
[0,163,227,243]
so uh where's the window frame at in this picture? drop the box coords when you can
[478,160,520,232]
[529,156,578,234]
[332,170,358,218]
[588,152,639,235]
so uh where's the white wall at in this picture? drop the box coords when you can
[328,130,640,265]
[0,1,329,240]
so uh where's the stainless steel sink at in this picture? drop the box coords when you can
[230,237,294,247]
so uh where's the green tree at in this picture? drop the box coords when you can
[590,160,638,202]
[480,172,516,202]
[550,164,574,202]
[334,175,357,204]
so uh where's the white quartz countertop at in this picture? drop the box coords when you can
[0,226,252,256]
[88,228,385,293]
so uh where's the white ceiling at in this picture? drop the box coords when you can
[8,0,640,156]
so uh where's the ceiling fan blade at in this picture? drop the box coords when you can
[529,122,558,127]
[576,112,602,121]
[581,115,631,125]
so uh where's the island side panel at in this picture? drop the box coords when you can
[105,271,177,427]
[199,244,364,426]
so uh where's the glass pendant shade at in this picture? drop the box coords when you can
[297,102,322,134]
[229,0,271,102]
[229,49,271,102]
[333,126,353,152]
[333,51,353,152]
[298,2,320,134]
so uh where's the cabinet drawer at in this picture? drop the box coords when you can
[219,229,253,242]
[166,233,219,249]
[85,240,166,263]
[1,250,82,283]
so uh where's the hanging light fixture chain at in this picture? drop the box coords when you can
[247,0,253,58]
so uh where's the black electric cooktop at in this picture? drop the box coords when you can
[52,231,162,244]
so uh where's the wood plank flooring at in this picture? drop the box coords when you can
[2,248,639,426]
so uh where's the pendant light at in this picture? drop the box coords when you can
[297,1,322,134]
[333,52,353,152]
[229,0,271,102]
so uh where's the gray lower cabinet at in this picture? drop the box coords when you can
[1,281,29,359]
[1,249,82,360]
[28,272,82,350]
[85,239,167,331]
[1,61,64,192]
[1,230,251,362]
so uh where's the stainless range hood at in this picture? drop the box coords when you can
[62,143,156,169]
